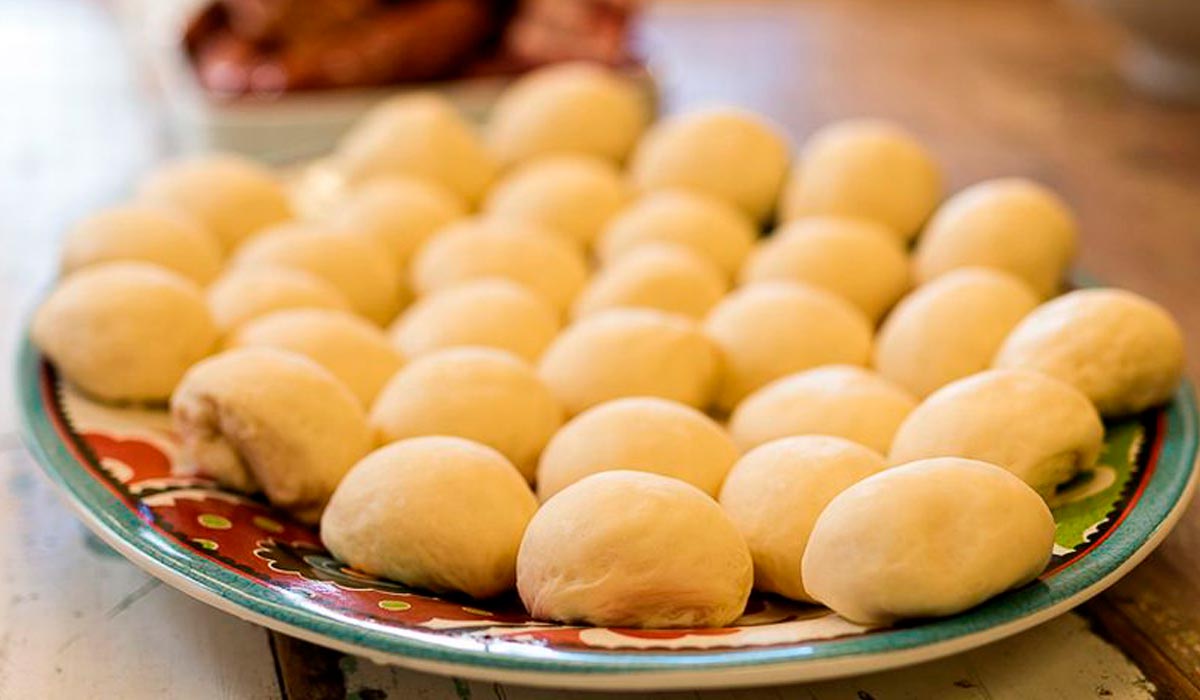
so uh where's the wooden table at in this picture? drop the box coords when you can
[1,0,1198,697]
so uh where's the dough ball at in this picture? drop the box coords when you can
[538,309,721,416]
[517,470,753,628]
[914,178,1077,297]
[487,62,650,166]
[389,279,560,362]
[597,190,757,277]
[483,155,630,246]
[410,218,588,313]
[334,93,496,204]
[729,365,916,454]
[781,119,941,241]
[206,267,352,333]
[889,369,1103,499]
[719,436,886,601]
[60,204,223,284]
[321,436,537,599]
[171,347,372,523]
[537,397,738,501]
[234,224,402,325]
[874,268,1039,398]
[739,216,910,322]
[572,243,727,320]
[994,288,1185,415]
[32,262,217,403]
[629,108,790,221]
[137,154,292,252]
[802,457,1055,625]
[704,282,874,412]
[370,347,563,481]
[324,176,466,273]
[228,309,404,407]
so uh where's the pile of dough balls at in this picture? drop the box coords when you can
[31,62,1186,631]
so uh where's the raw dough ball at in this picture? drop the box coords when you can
[324,176,466,273]
[228,309,404,406]
[538,309,721,416]
[60,204,223,284]
[802,457,1055,625]
[410,218,588,313]
[597,190,757,277]
[235,224,402,325]
[537,397,738,501]
[572,243,727,320]
[486,62,650,166]
[370,347,563,480]
[914,178,1077,298]
[517,470,753,628]
[704,282,874,412]
[483,155,630,246]
[334,93,498,204]
[629,108,790,221]
[389,279,560,362]
[321,436,537,598]
[32,262,217,403]
[719,436,886,601]
[781,119,941,242]
[874,268,1039,398]
[729,365,917,454]
[171,347,372,523]
[889,369,1103,499]
[739,216,910,322]
[138,154,292,252]
[206,267,352,333]
[994,289,1185,415]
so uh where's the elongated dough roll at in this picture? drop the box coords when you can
[60,204,223,284]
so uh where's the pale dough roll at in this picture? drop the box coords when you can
[171,347,372,523]
[228,309,404,407]
[536,397,738,501]
[719,435,886,601]
[321,436,538,598]
[739,216,910,322]
[483,155,630,246]
[703,282,874,412]
[369,347,563,481]
[60,204,223,284]
[389,279,560,363]
[572,243,728,320]
[207,266,353,334]
[137,153,292,252]
[596,190,757,278]
[32,262,217,403]
[888,369,1103,500]
[993,288,1185,415]
[781,119,941,241]
[728,365,917,454]
[914,178,1077,298]
[802,457,1055,625]
[873,268,1040,398]
[629,107,790,221]
[517,470,753,628]
[538,308,721,416]
[486,62,650,166]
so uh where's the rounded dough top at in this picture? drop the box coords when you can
[60,204,223,285]
[206,266,353,333]
[573,243,728,321]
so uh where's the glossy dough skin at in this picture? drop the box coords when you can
[33,262,218,403]
[719,436,886,601]
[889,369,1104,500]
[206,267,352,333]
[573,243,728,321]
[994,288,1186,416]
[321,437,538,599]
[536,397,739,501]
[802,457,1056,625]
[60,204,223,284]
[170,348,372,523]
[517,471,753,628]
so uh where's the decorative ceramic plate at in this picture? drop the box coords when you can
[16,334,1198,691]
